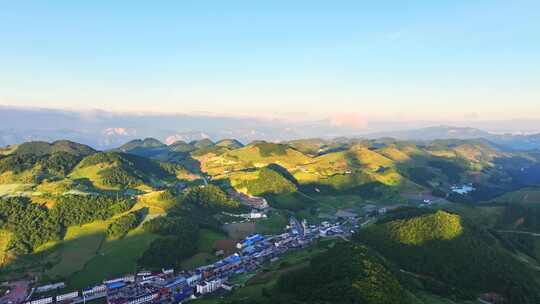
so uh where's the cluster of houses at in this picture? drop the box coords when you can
[24,216,353,304]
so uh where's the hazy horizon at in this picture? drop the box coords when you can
[2,1,539,122]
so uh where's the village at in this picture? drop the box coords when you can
[8,205,386,304]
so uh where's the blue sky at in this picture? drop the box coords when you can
[0,0,538,123]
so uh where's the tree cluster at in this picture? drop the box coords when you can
[106,209,145,238]
[356,210,540,303]
[0,197,61,253]
[263,243,410,304]
[238,167,297,196]
[0,194,134,254]
[51,194,133,226]
[139,216,199,268]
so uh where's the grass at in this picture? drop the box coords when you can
[492,187,540,204]
[67,227,159,289]
[132,191,176,216]
[180,253,216,270]
[437,203,504,228]
[69,163,117,190]
[1,197,162,287]
[192,245,330,304]
[197,229,227,252]
[0,183,34,196]
[43,220,109,279]
[34,180,75,196]
[267,192,312,210]
[256,211,288,235]
[180,229,229,270]
[11,194,176,288]
[409,291,480,304]
[229,272,255,285]
[312,194,365,213]
[223,222,257,239]
[198,144,312,177]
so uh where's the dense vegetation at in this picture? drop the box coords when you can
[0,152,83,182]
[498,203,540,232]
[254,143,288,157]
[238,167,297,196]
[181,184,241,212]
[106,209,145,238]
[51,194,133,226]
[0,194,133,254]
[77,152,176,188]
[0,197,61,253]
[139,185,242,268]
[139,216,199,268]
[13,140,95,156]
[383,210,463,245]
[426,159,465,184]
[2,137,540,300]
[356,209,540,303]
[273,243,410,304]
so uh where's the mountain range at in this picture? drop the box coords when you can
[2,106,540,151]
[2,136,540,303]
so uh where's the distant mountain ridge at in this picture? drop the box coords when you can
[2,106,539,150]
[367,125,540,150]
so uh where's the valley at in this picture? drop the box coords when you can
[0,137,540,304]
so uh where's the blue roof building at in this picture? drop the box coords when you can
[106,281,125,290]
[165,277,187,289]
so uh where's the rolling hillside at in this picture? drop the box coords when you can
[356,209,540,303]
[2,137,540,299]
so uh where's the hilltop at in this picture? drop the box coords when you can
[1,137,540,303]
[356,209,540,303]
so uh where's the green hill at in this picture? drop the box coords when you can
[70,152,180,190]
[270,243,411,304]
[118,138,166,150]
[215,139,244,149]
[234,166,297,196]
[0,151,88,184]
[13,140,96,156]
[191,138,215,149]
[169,140,196,153]
[116,138,169,158]
[356,209,540,303]
[285,138,349,155]
[2,137,540,296]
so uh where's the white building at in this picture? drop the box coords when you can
[82,284,107,297]
[35,282,65,293]
[126,293,158,304]
[196,279,223,295]
[162,268,174,275]
[56,291,79,302]
[248,210,266,219]
[29,297,53,304]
